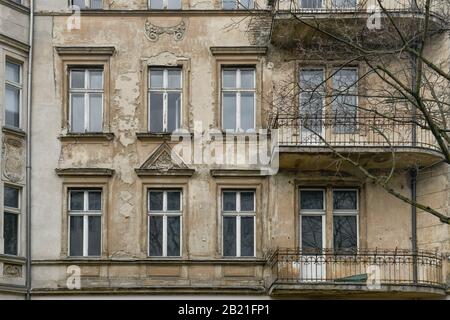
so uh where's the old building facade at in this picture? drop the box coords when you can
[0,0,449,299]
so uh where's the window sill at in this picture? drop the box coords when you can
[136,132,193,142]
[2,126,26,138]
[0,253,27,264]
[58,132,114,142]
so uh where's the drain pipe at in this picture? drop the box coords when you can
[25,0,34,301]
[410,168,418,284]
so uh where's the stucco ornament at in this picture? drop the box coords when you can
[2,136,25,183]
[140,143,189,173]
[144,19,187,42]
[3,264,22,278]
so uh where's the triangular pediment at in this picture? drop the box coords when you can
[136,143,194,176]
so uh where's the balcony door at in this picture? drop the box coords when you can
[299,69,325,145]
[299,189,326,281]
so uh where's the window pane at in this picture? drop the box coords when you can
[167,92,181,132]
[240,92,255,131]
[223,0,235,9]
[300,190,324,210]
[4,212,18,255]
[240,69,255,89]
[69,216,84,256]
[167,216,180,256]
[332,95,357,134]
[150,69,164,88]
[223,93,236,130]
[150,0,164,9]
[4,186,19,208]
[300,69,324,91]
[88,216,101,256]
[149,191,164,211]
[89,94,103,132]
[167,191,181,211]
[167,69,181,88]
[240,217,254,256]
[72,0,86,9]
[70,70,85,89]
[333,190,357,210]
[333,216,357,251]
[70,191,84,211]
[71,94,85,133]
[149,92,164,132]
[332,0,356,8]
[300,93,323,134]
[89,70,103,89]
[6,62,20,83]
[5,85,20,127]
[222,69,236,88]
[149,216,163,256]
[301,216,322,253]
[333,69,357,92]
[223,192,236,211]
[91,0,103,9]
[239,0,254,8]
[301,0,322,8]
[88,191,102,211]
[240,192,254,211]
[167,0,181,9]
[223,216,236,256]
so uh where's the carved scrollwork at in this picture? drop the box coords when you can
[2,136,25,183]
[144,20,187,42]
[3,264,22,278]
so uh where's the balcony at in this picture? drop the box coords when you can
[272,115,444,169]
[267,248,446,297]
[268,0,447,47]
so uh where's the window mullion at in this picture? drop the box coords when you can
[83,215,89,257]
[163,215,168,257]
[236,215,241,257]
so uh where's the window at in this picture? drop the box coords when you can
[332,68,358,133]
[149,0,181,9]
[300,0,323,9]
[222,67,256,132]
[299,69,325,137]
[68,189,102,257]
[71,0,103,9]
[69,68,104,133]
[222,190,255,257]
[148,68,182,133]
[333,189,358,252]
[148,190,182,257]
[3,186,20,256]
[223,0,254,9]
[5,61,22,128]
[300,189,325,254]
[331,0,357,8]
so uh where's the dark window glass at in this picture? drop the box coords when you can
[333,190,357,210]
[167,216,180,256]
[70,191,84,211]
[301,216,323,253]
[4,212,18,255]
[88,216,101,256]
[223,192,236,211]
[240,217,254,256]
[150,93,164,132]
[167,92,181,133]
[69,216,84,256]
[223,217,236,256]
[88,191,102,211]
[301,0,322,8]
[4,186,19,208]
[167,191,181,211]
[240,192,254,211]
[300,190,324,210]
[149,216,163,256]
[149,191,164,211]
[333,216,357,251]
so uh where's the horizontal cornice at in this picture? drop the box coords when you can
[55,46,116,56]
[0,33,30,53]
[210,46,268,56]
[55,168,115,177]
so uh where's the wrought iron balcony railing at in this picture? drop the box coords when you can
[267,248,445,289]
[273,115,440,152]
[271,0,447,16]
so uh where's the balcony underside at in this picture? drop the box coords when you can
[271,13,443,48]
[269,282,446,298]
[278,147,444,170]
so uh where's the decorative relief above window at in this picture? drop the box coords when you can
[144,19,187,42]
[2,136,24,183]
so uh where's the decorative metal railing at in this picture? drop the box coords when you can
[273,115,441,152]
[267,248,445,289]
[272,0,447,16]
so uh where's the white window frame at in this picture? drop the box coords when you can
[332,188,359,250]
[221,190,256,257]
[69,68,104,133]
[147,190,183,257]
[68,190,102,257]
[3,185,21,256]
[148,0,181,10]
[221,67,256,132]
[299,188,326,252]
[4,60,22,129]
[148,67,183,133]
